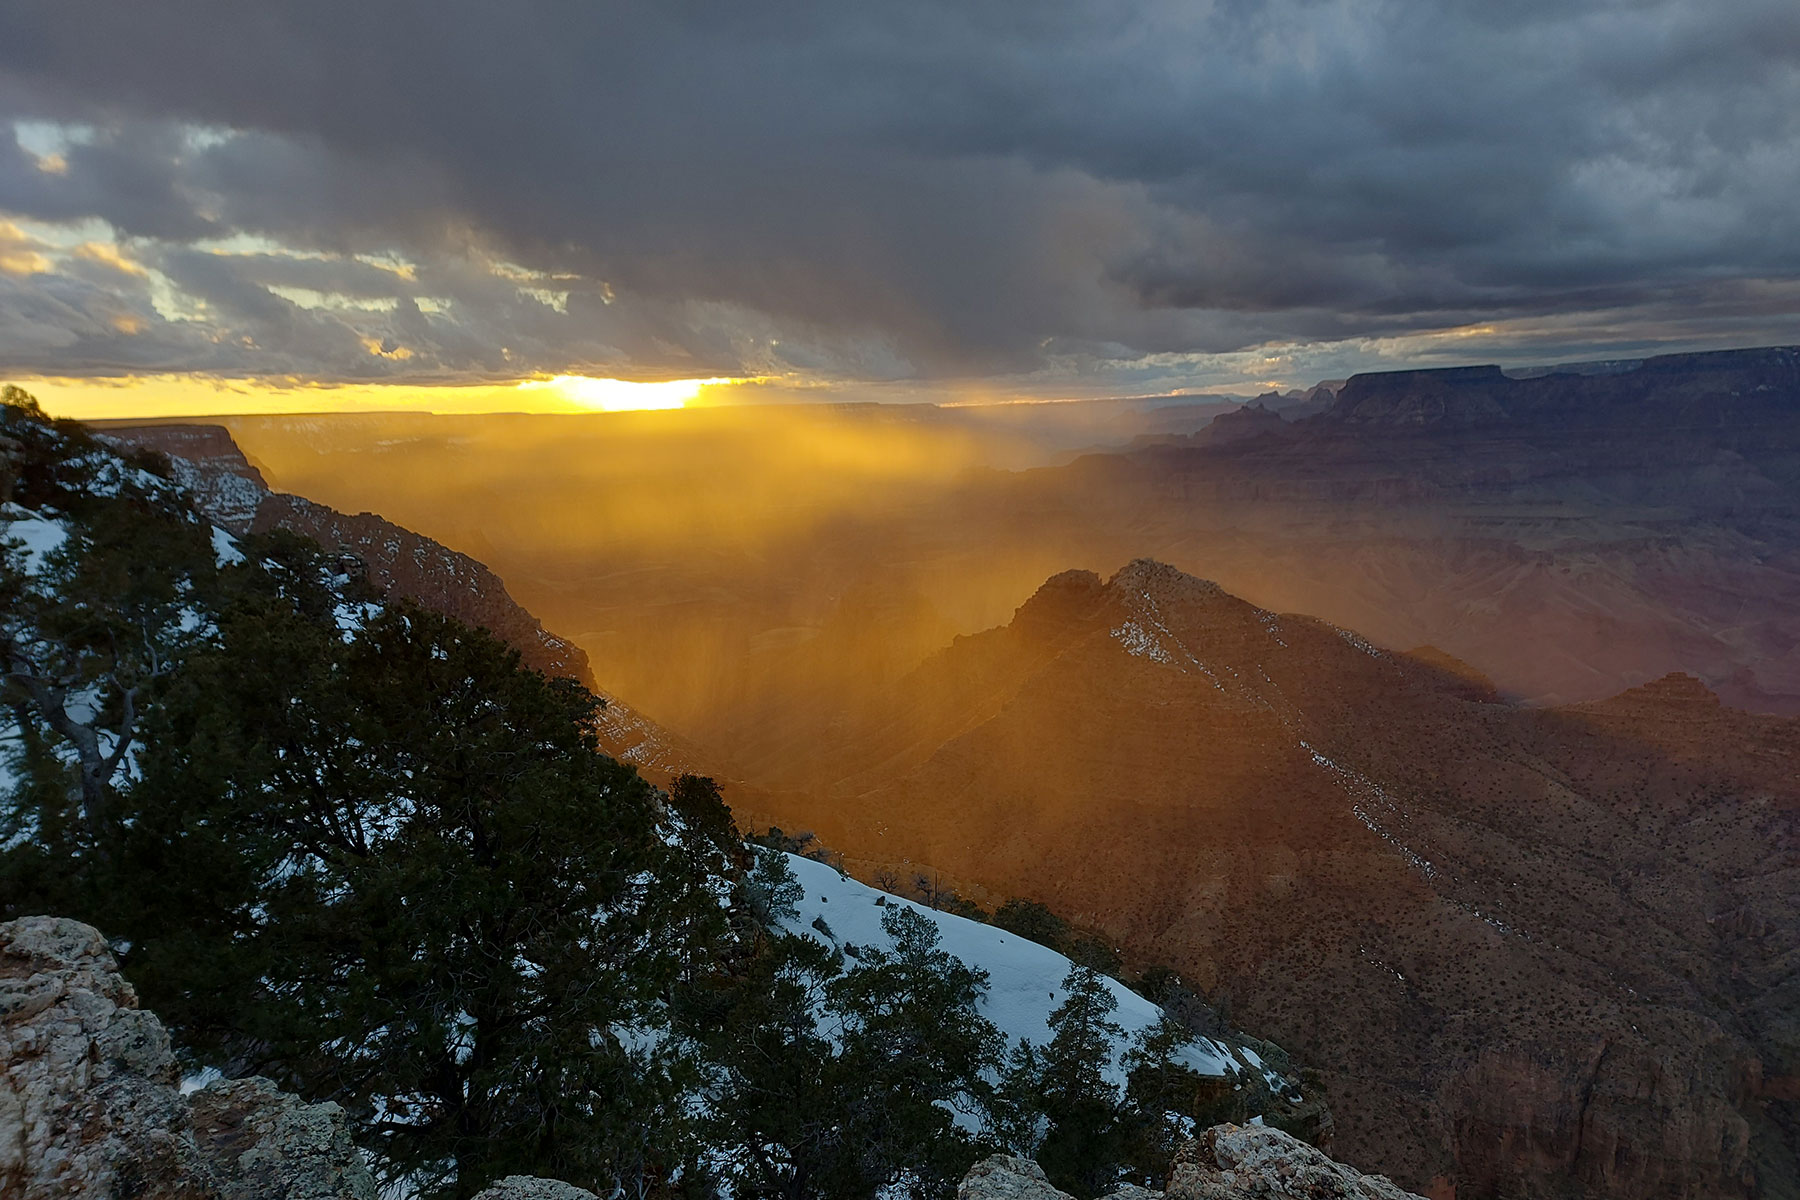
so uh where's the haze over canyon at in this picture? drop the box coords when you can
[91,345,1800,1199]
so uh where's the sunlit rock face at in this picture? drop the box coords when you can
[758,558,1796,1199]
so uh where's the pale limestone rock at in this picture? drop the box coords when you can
[471,1176,602,1200]
[0,915,377,1200]
[962,1126,1423,1200]
[1166,1124,1422,1200]
[0,916,194,1199]
[959,1154,1076,1200]
[189,1077,375,1200]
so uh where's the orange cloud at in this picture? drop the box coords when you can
[74,241,150,277]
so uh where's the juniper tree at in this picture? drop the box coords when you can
[110,601,730,1199]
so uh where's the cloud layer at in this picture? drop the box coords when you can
[2,0,1799,392]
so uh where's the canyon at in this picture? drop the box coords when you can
[92,345,1800,1197]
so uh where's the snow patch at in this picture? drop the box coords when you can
[211,525,246,567]
[1,504,71,576]
[1112,620,1175,666]
[779,855,1240,1084]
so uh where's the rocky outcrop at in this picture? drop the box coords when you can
[958,1126,1423,1200]
[95,424,270,532]
[188,1078,377,1200]
[0,914,376,1199]
[1166,1125,1422,1199]
[0,916,195,1198]
[959,1155,1071,1200]
[251,491,595,688]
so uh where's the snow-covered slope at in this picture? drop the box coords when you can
[779,854,1290,1097]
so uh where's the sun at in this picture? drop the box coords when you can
[518,375,731,412]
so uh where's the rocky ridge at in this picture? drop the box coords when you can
[94,422,596,690]
[755,558,1799,1199]
[89,422,730,783]
[21,408,737,809]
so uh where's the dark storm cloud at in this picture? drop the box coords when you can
[0,0,1797,386]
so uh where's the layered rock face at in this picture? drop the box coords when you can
[959,1125,1424,1200]
[1085,346,1800,713]
[762,560,1798,1198]
[0,915,374,1199]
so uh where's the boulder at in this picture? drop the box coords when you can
[1166,1124,1422,1200]
[959,1154,1076,1200]
[189,1077,375,1200]
[0,916,197,1199]
[962,1126,1425,1200]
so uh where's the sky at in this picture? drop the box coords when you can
[2,1,1799,416]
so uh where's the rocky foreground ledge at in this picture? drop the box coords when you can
[959,1138,1423,1200]
[0,915,588,1200]
[2,914,1416,1200]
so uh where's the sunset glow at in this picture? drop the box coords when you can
[517,375,734,412]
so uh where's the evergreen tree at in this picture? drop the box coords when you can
[685,931,846,1200]
[693,907,1002,1200]
[1062,933,1124,980]
[988,1038,1049,1157]
[1120,1017,1209,1183]
[107,601,728,1198]
[825,907,1001,1197]
[992,898,1068,950]
[1,411,219,854]
[1033,966,1129,1199]
[738,845,805,928]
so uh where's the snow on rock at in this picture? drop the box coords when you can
[593,693,686,772]
[1333,628,1384,659]
[332,599,384,641]
[780,855,1246,1084]
[1112,620,1177,666]
[1298,741,1437,883]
